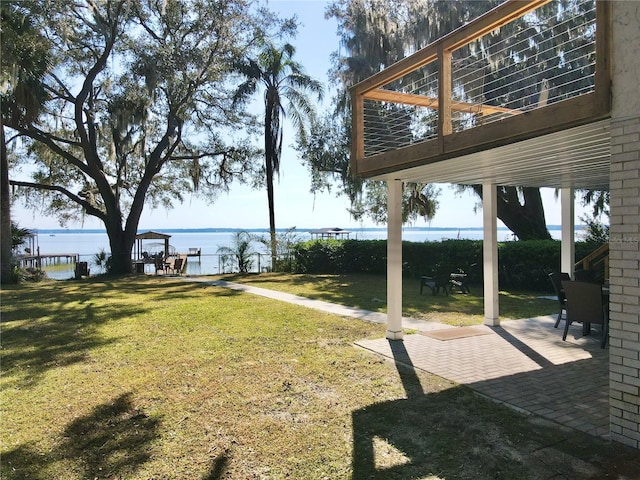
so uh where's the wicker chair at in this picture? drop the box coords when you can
[561,280,609,348]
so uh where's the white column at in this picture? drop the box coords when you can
[483,183,499,326]
[560,188,575,277]
[386,179,404,340]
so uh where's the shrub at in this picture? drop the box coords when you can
[94,249,113,274]
[292,239,607,291]
[15,266,47,282]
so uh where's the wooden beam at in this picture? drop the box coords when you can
[594,0,612,114]
[352,48,438,96]
[438,46,453,152]
[364,89,522,116]
[442,0,553,52]
[351,89,364,176]
[354,94,607,178]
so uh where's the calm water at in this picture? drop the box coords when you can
[24,226,571,280]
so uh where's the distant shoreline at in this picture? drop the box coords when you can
[32,225,584,235]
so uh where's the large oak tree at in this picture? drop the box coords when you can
[3,0,288,273]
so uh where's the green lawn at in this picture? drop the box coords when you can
[2,275,638,479]
[221,272,559,326]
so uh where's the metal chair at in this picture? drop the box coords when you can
[420,275,449,295]
[561,280,609,348]
[548,272,570,328]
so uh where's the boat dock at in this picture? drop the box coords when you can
[17,253,80,268]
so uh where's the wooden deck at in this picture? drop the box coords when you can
[350,0,611,180]
[16,253,79,268]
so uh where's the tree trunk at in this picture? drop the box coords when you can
[1,123,14,284]
[473,185,552,240]
[266,159,277,269]
[264,95,278,271]
[105,223,135,275]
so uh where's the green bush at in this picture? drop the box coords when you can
[292,239,387,274]
[292,239,606,291]
[14,266,47,283]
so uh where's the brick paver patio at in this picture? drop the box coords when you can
[356,316,609,437]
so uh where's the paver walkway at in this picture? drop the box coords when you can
[187,277,610,438]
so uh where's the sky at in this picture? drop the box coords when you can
[12,0,590,231]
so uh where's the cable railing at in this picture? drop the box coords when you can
[351,0,610,178]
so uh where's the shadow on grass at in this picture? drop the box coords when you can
[2,393,161,480]
[220,273,388,310]
[351,340,640,480]
[202,450,231,480]
[1,276,214,387]
[220,273,471,313]
[220,273,557,321]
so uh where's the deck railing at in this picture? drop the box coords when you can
[575,242,609,280]
[351,0,610,178]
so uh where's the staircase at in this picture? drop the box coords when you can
[575,243,609,281]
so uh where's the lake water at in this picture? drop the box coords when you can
[23,226,573,280]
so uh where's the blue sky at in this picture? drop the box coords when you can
[12,0,588,231]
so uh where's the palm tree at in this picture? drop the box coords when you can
[216,231,256,274]
[234,43,323,268]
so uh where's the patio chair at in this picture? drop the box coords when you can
[74,261,90,279]
[154,254,169,275]
[420,274,449,295]
[574,269,597,283]
[561,280,609,348]
[548,272,570,328]
[168,258,184,276]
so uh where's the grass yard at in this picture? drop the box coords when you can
[220,272,559,326]
[2,275,639,479]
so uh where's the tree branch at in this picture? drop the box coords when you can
[5,123,91,175]
[9,179,106,221]
[170,149,235,161]
[74,1,124,176]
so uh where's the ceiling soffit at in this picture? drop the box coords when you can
[372,119,611,190]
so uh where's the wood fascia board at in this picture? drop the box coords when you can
[351,89,364,176]
[350,0,552,96]
[363,89,523,116]
[356,140,442,177]
[442,94,606,154]
[594,0,612,113]
[354,94,609,178]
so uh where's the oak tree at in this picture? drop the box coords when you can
[4,0,287,273]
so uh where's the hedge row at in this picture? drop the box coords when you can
[291,239,604,292]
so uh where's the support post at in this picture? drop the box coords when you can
[483,183,499,326]
[561,188,575,277]
[386,180,404,340]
